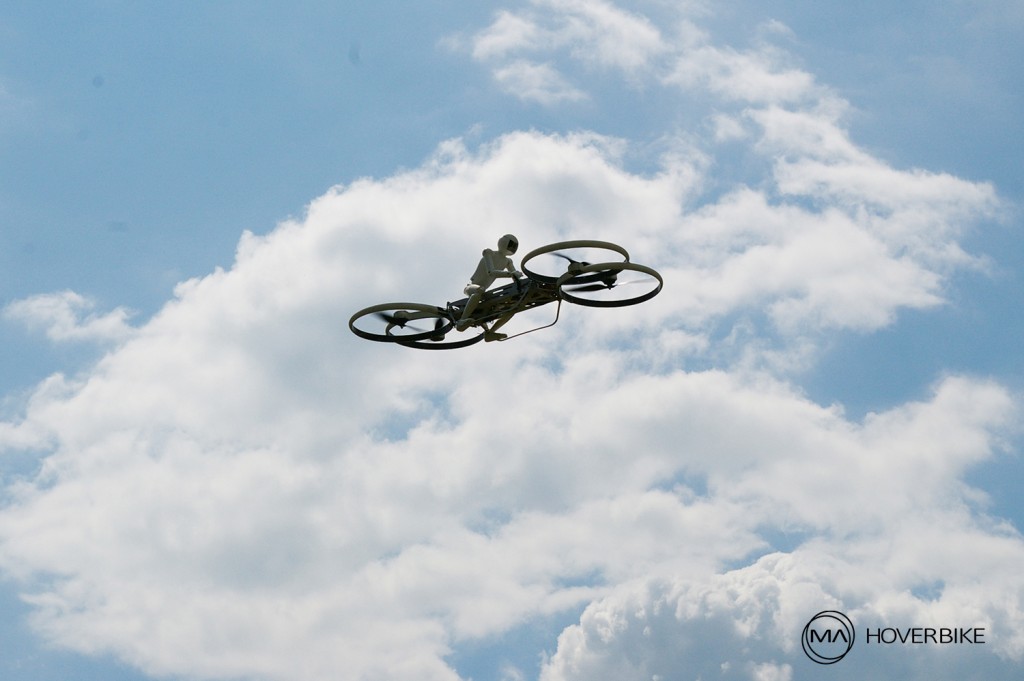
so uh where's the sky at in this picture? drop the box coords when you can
[0,1,1022,680]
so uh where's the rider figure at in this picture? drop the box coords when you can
[457,234,522,341]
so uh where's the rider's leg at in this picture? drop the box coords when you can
[483,312,513,341]
[457,285,482,331]
[490,313,513,332]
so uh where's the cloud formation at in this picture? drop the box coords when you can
[462,0,669,103]
[3,290,135,344]
[462,0,825,107]
[0,2,1018,681]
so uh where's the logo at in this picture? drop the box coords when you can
[802,611,855,664]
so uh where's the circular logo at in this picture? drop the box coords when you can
[802,610,855,664]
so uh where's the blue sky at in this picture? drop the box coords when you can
[1,2,1022,680]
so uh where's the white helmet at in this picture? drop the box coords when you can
[497,234,519,255]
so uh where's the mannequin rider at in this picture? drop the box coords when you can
[456,234,523,341]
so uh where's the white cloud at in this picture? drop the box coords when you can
[0,125,1014,680]
[542,527,1024,681]
[489,0,669,72]
[538,0,667,73]
[461,4,819,106]
[709,112,749,142]
[3,290,134,344]
[0,3,1018,681]
[664,30,819,105]
[471,10,547,60]
[493,60,588,104]
[463,0,671,101]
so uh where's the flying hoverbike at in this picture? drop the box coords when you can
[349,240,663,349]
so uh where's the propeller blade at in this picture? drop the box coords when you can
[432,316,446,339]
[550,252,591,267]
[566,277,654,290]
[376,312,428,333]
[564,282,615,292]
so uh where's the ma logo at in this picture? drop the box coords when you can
[802,611,855,664]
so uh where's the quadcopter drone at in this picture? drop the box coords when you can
[349,237,663,349]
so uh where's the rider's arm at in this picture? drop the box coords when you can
[506,258,523,279]
[483,250,517,279]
